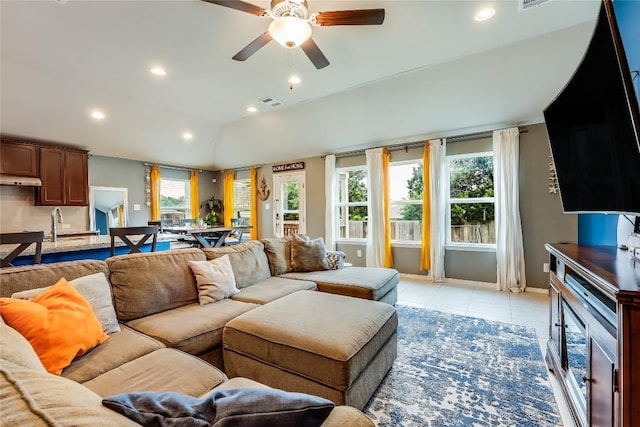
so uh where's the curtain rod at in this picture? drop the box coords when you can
[331,126,529,159]
[144,162,203,173]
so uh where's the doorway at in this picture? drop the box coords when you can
[273,171,306,237]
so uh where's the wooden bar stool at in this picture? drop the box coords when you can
[0,231,45,268]
[109,226,158,257]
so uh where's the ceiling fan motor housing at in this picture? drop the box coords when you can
[270,0,308,19]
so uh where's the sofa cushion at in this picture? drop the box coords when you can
[261,236,293,275]
[82,348,227,398]
[280,267,399,302]
[126,299,258,355]
[102,387,334,427]
[0,259,109,298]
[106,248,205,321]
[62,324,165,384]
[0,318,46,373]
[189,256,240,305]
[230,276,317,305]
[0,360,139,427]
[291,235,329,272]
[0,279,109,375]
[12,272,120,334]
[202,241,271,288]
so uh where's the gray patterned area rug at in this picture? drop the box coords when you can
[364,305,561,427]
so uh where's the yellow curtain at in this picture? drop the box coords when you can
[223,171,235,227]
[117,205,124,227]
[382,148,393,268]
[150,164,161,220]
[190,170,199,220]
[250,167,258,240]
[420,142,431,270]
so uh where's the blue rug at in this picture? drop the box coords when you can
[364,305,561,427]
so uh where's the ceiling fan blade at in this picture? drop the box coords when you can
[232,32,272,61]
[314,9,385,26]
[300,38,330,70]
[201,0,268,17]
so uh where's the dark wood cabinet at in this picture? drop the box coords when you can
[37,146,88,206]
[545,243,640,427]
[0,139,38,177]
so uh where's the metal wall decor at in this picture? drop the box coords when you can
[257,175,270,201]
[548,155,559,194]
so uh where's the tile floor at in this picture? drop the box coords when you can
[396,274,575,427]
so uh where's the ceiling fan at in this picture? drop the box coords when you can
[202,0,385,69]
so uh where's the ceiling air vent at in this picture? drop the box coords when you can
[260,97,283,108]
[519,0,551,11]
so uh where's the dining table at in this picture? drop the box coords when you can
[162,225,251,248]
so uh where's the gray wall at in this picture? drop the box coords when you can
[88,155,217,227]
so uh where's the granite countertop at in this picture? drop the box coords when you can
[0,233,177,258]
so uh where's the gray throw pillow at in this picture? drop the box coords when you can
[11,272,120,334]
[102,387,335,427]
[290,235,329,272]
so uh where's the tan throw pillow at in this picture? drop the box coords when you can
[11,272,120,334]
[290,235,329,272]
[189,255,240,305]
[262,237,292,276]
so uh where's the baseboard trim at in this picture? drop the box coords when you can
[399,273,548,294]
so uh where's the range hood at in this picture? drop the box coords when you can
[0,174,42,186]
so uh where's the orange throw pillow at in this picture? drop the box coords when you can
[0,278,109,375]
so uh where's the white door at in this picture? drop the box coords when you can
[273,171,306,237]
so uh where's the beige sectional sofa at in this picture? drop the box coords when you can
[0,239,399,425]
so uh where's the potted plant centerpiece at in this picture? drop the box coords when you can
[201,196,224,226]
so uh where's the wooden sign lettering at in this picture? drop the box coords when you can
[272,162,305,173]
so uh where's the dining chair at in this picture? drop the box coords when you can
[0,231,45,268]
[147,220,163,233]
[109,225,158,257]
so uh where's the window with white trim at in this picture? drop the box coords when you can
[233,179,251,223]
[446,152,495,246]
[160,178,190,222]
[336,166,368,240]
[389,160,423,243]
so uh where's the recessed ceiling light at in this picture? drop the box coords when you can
[90,110,105,120]
[247,106,258,113]
[474,7,495,21]
[150,67,167,76]
[288,75,301,85]
[182,132,193,140]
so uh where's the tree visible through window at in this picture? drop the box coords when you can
[447,153,495,245]
[336,167,368,239]
[160,178,190,223]
[389,161,423,242]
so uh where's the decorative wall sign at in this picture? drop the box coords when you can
[272,162,305,173]
[257,175,270,201]
[548,155,559,194]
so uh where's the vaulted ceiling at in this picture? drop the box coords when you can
[0,0,600,170]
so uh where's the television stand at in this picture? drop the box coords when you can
[545,243,640,427]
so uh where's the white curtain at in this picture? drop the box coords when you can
[324,154,337,251]
[428,139,446,282]
[493,128,526,292]
[366,148,385,267]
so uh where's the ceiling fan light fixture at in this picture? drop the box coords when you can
[268,16,312,48]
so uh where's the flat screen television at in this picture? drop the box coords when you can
[543,0,640,216]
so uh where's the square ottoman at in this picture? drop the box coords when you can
[223,290,397,410]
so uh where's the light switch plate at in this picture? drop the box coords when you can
[133,204,141,211]
[264,203,270,210]
[62,223,71,229]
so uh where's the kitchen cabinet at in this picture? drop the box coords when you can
[545,243,640,427]
[37,146,88,206]
[0,139,38,177]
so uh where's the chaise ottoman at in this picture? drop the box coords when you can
[222,290,397,410]
[279,266,399,305]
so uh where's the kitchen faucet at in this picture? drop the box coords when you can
[51,207,64,243]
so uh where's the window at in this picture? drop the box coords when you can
[389,160,423,243]
[446,152,495,246]
[233,179,251,223]
[336,167,368,239]
[160,178,190,222]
